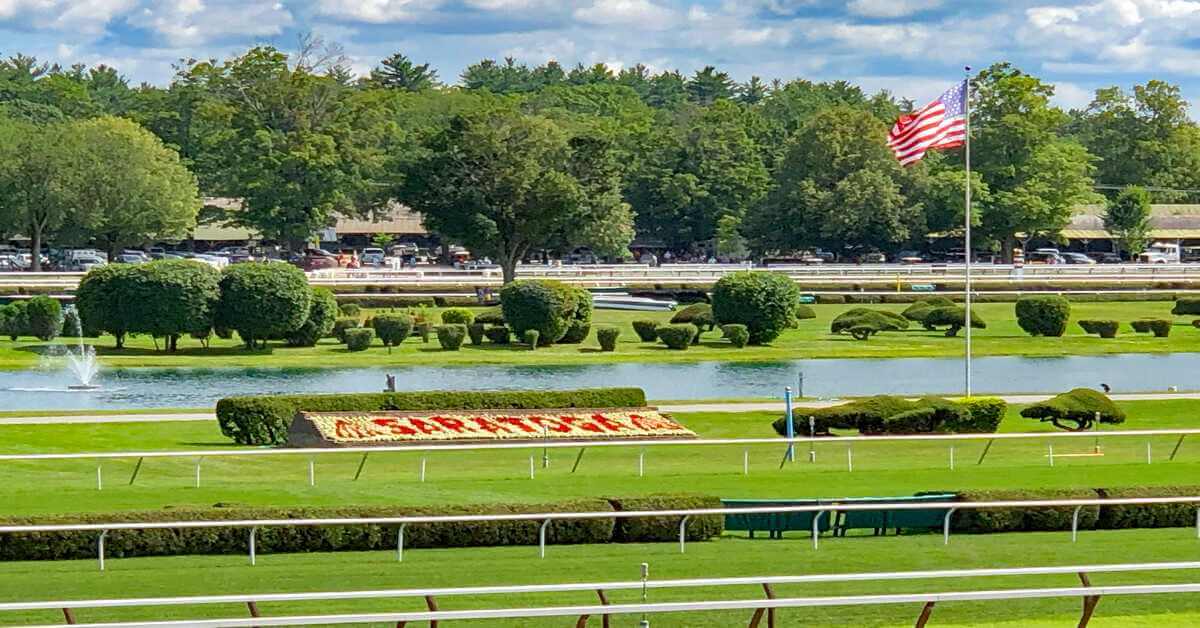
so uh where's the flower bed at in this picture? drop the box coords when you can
[288,408,695,447]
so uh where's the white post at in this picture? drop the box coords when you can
[308,459,315,487]
[1049,444,1055,467]
[743,448,749,475]
[419,457,426,482]
[963,68,973,398]
[194,458,202,489]
[1147,442,1153,464]
[950,446,956,471]
[529,455,535,480]
[638,450,645,477]
[96,464,102,491]
[846,446,853,472]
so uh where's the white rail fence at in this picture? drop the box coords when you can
[2,428,1195,489]
[3,497,1200,571]
[4,561,1200,627]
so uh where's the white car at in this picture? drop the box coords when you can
[360,248,387,267]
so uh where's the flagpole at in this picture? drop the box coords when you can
[963,65,973,398]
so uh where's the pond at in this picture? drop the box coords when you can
[1,352,1196,411]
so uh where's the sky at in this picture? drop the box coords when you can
[2,0,1200,110]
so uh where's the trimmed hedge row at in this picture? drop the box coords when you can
[773,395,1007,436]
[952,486,1200,534]
[216,388,649,446]
[608,495,724,542]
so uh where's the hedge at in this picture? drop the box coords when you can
[670,303,715,331]
[437,324,467,351]
[656,324,696,349]
[484,325,511,344]
[1171,298,1200,316]
[285,288,339,348]
[499,279,582,345]
[596,326,620,352]
[440,308,475,326]
[951,489,1100,534]
[216,388,648,445]
[372,314,414,350]
[1131,319,1171,337]
[216,263,311,349]
[608,495,724,542]
[711,271,800,344]
[468,323,486,346]
[332,318,360,343]
[922,305,986,337]
[901,297,955,322]
[773,395,1007,436]
[830,308,908,335]
[1015,296,1071,337]
[23,296,62,342]
[1097,486,1200,529]
[343,328,374,351]
[1020,388,1125,431]
[721,323,749,348]
[632,320,660,342]
[1078,319,1119,338]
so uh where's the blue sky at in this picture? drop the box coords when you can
[2,0,1199,110]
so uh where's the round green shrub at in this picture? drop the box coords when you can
[656,324,696,350]
[1171,298,1200,316]
[343,328,374,351]
[1020,388,1126,431]
[216,263,311,349]
[1079,319,1119,338]
[1131,319,1171,337]
[793,303,817,322]
[596,326,620,351]
[559,286,594,344]
[338,303,362,318]
[922,305,986,337]
[332,317,361,343]
[500,279,580,345]
[437,324,468,351]
[468,323,486,345]
[830,308,909,335]
[721,323,749,348]
[373,314,414,349]
[24,296,62,342]
[632,320,661,342]
[560,321,592,344]
[670,303,715,331]
[523,329,540,349]
[285,288,339,347]
[484,325,512,344]
[1015,296,1071,337]
[711,271,800,344]
[0,301,28,341]
[440,308,475,325]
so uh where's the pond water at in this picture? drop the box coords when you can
[1,352,1196,411]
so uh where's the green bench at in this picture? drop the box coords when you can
[722,494,956,539]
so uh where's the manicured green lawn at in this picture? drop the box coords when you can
[0,301,1196,369]
[2,400,1199,517]
[1,529,1198,626]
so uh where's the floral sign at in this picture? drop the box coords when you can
[288,408,695,446]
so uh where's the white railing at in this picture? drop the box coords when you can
[4,561,1198,627]
[3,496,1200,570]
[3,428,1195,488]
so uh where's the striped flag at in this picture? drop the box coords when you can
[887,80,967,166]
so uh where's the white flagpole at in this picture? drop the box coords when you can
[963,66,973,398]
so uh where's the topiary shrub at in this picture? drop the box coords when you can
[1078,319,1119,338]
[830,308,908,335]
[475,308,505,325]
[847,324,879,341]
[951,397,1008,433]
[332,317,360,343]
[440,308,475,326]
[721,323,749,348]
[793,303,816,322]
[338,303,362,318]
[1020,388,1126,431]
[75,264,135,347]
[773,395,1006,436]
[901,297,955,323]
[671,303,715,331]
[61,306,82,338]
[437,324,468,351]
[596,327,620,352]
[484,325,511,344]
[415,321,432,343]
[24,296,62,342]
[558,286,594,344]
[1131,319,1171,338]
[922,305,986,337]
[632,320,660,342]
[285,288,339,347]
[373,314,414,352]
[1015,296,1070,337]
[468,323,486,346]
[0,301,28,341]
[500,279,584,346]
[711,271,800,344]
[560,321,591,344]
[523,329,540,349]
[656,324,696,350]
[216,263,311,349]
[1170,298,1200,316]
[343,328,374,352]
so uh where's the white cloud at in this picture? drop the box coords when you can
[846,0,942,19]
[573,0,675,30]
[316,0,443,23]
[128,0,293,45]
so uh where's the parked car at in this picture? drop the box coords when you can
[1027,251,1066,264]
[114,253,148,264]
[64,255,107,271]
[1061,252,1097,265]
[860,252,887,264]
[360,247,387,267]
[296,249,339,271]
[1093,253,1123,264]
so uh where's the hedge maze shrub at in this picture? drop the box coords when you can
[922,305,986,337]
[632,320,660,342]
[440,308,475,326]
[671,303,715,331]
[596,326,620,352]
[332,317,360,343]
[1131,319,1171,337]
[1078,319,1119,338]
[902,296,955,323]
[468,323,486,345]
[500,279,588,346]
[438,324,468,351]
[217,387,648,445]
[721,323,750,348]
[711,271,800,344]
[1170,298,1200,316]
[484,325,512,344]
[1020,388,1125,431]
[656,324,696,349]
[773,395,1008,436]
[1015,296,1071,337]
[372,314,414,351]
[216,263,311,349]
[285,288,339,348]
[343,328,375,352]
[24,296,62,342]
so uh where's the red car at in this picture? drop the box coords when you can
[294,249,339,271]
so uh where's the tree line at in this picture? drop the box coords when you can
[0,39,1192,278]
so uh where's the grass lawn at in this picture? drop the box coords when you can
[1,529,1199,626]
[1,301,1197,369]
[2,399,1199,517]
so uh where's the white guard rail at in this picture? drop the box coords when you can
[4,561,1199,628]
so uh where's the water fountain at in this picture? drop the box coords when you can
[64,336,100,390]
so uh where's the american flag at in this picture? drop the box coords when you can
[887,80,967,166]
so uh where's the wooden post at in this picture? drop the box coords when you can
[747,582,776,627]
[425,595,439,628]
[576,589,611,628]
[915,601,936,627]
[1078,572,1100,627]
[61,608,77,624]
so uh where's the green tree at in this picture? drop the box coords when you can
[686,66,735,105]
[123,260,222,352]
[398,107,633,283]
[0,118,71,271]
[715,214,748,260]
[1104,185,1152,257]
[216,262,312,349]
[738,76,770,105]
[368,53,439,91]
